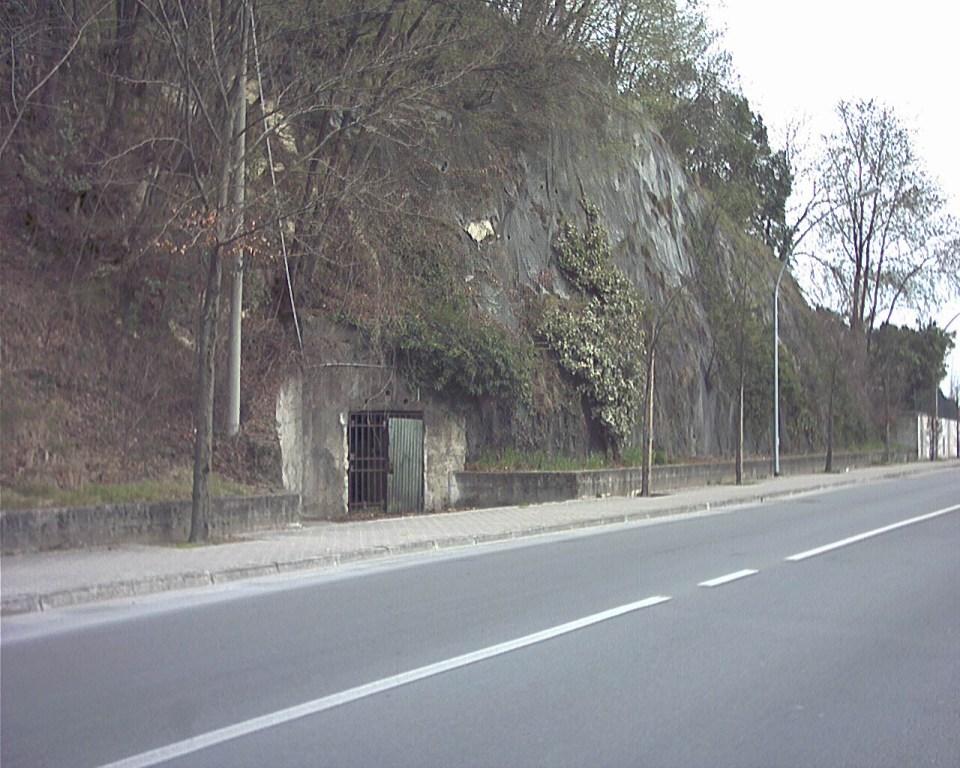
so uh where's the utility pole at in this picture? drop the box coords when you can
[226,0,249,438]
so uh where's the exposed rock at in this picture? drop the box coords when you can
[464,219,496,245]
[451,110,736,458]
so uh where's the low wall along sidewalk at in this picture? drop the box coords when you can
[450,451,914,511]
[1,494,301,554]
[1,452,919,554]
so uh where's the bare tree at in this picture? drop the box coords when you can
[639,274,688,496]
[158,0,495,539]
[0,1,112,161]
[693,204,770,484]
[150,0,251,541]
[816,100,959,342]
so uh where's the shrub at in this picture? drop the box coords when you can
[538,205,645,455]
[394,302,533,403]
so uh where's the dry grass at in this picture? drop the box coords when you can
[0,235,294,505]
[1,469,257,510]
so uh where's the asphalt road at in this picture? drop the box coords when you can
[2,469,958,767]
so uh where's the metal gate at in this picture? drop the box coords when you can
[348,411,423,515]
[388,417,424,515]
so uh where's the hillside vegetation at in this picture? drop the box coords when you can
[1,1,953,511]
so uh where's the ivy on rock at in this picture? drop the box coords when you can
[539,204,646,456]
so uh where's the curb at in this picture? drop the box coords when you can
[2,462,953,617]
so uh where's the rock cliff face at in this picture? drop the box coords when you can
[439,106,780,459]
[277,96,817,512]
[295,91,808,468]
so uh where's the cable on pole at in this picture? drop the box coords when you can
[249,1,303,355]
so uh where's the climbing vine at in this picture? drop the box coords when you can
[394,303,533,403]
[539,204,646,455]
[388,239,533,403]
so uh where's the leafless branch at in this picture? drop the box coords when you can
[0,0,112,161]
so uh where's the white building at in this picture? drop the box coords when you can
[891,390,960,460]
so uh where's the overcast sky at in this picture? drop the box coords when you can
[704,0,960,389]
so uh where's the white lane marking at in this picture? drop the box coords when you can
[786,503,960,562]
[98,595,671,768]
[698,569,759,588]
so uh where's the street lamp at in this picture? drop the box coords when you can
[772,187,878,477]
[773,259,789,476]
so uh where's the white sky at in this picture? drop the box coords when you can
[705,0,960,390]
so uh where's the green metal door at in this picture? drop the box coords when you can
[387,417,424,514]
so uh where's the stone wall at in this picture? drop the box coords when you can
[275,375,304,493]
[1,494,301,554]
[450,451,913,510]
[426,413,467,513]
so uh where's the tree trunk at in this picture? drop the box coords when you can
[882,381,890,463]
[518,0,545,32]
[735,378,744,485]
[189,0,246,541]
[190,245,223,543]
[100,0,142,150]
[930,386,938,461]
[607,0,627,82]
[825,366,836,473]
[850,256,862,332]
[641,344,655,497]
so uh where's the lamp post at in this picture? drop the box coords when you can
[773,259,789,476]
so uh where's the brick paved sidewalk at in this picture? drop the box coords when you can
[2,461,955,616]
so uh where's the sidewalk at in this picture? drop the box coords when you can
[2,460,956,616]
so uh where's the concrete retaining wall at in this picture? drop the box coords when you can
[451,451,912,510]
[450,471,580,510]
[1,494,301,554]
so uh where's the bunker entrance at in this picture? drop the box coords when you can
[347,412,423,515]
